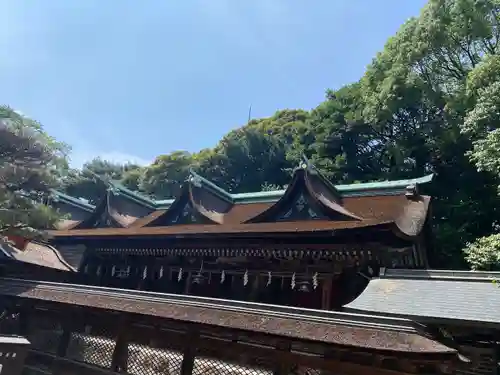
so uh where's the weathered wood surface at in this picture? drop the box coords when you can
[0,278,462,375]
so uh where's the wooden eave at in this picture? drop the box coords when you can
[48,220,397,240]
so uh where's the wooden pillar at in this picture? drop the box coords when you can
[273,341,292,375]
[53,317,73,375]
[321,277,332,310]
[111,321,129,373]
[180,329,198,375]
[250,275,260,302]
[184,272,192,294]
[56,324,72,357]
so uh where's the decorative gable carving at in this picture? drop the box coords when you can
[171,201,199,225]
[278,193,325,221]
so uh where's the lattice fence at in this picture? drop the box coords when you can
[288,367,322,375]
[66,328,116,368]
[128,343,184,375]
[192,356,273,375]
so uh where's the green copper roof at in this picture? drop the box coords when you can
[231,174,434,203]
[108,181,157,209]
[188,169,234,203]
[49,190,95,212]
[51,174,434,210]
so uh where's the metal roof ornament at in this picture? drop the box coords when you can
[107,183,120,196]
[405,184,419,198]
[189,174,203,188]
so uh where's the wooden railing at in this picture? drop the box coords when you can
[0,277,461,375]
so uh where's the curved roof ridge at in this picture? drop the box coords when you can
[300,155,342,201]
[188,169,233,203]
[49,189,95,212]
[188,185,225,224]
[245,160,364,223]
[144,182,221,226]
[108,180,157,208]
[71,189,126,229]
[301,160,362,221]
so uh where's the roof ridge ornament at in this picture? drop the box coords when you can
[299,154,316,173]
[188,171,203,188]
[405,184,419,199]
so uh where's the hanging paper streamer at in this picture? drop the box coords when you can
[266,271,272,287]
[83,264,89,274]
[96,265,101,276]
[221,270,225,283]
[243,270,249,286]
[159,266,164,279]
[291,273,296,290]
[111,265,116,277]
[178,268,183,282]
[143,266,148,280]
[312,272,318,290]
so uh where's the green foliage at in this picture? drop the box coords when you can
[140,151,192,199]
[464,233,500,270]
[63,158,142,204]
[0,106,67,238]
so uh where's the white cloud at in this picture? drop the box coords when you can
[69,149,152,169]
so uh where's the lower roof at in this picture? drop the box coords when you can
[0,276,456,356]
[345,268,500,326]
[0,239,75,272]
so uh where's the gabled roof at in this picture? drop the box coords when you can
[0,239,75,271]
[143,170,233,226]
[48,159,434,238]
[52,181,157,230]
[245,156,361,223]
[345,268,500,327]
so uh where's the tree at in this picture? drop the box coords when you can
[63,158,143,204]
[0,106,69,238]
[140,151,193,199]
[353,0,500,268]
[460,55,500,270]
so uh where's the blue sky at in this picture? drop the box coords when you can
[0,0,427,168]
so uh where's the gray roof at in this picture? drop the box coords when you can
[345,268,500,326]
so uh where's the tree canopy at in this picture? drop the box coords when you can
[0,106,69,239]
[3,0,500,269]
